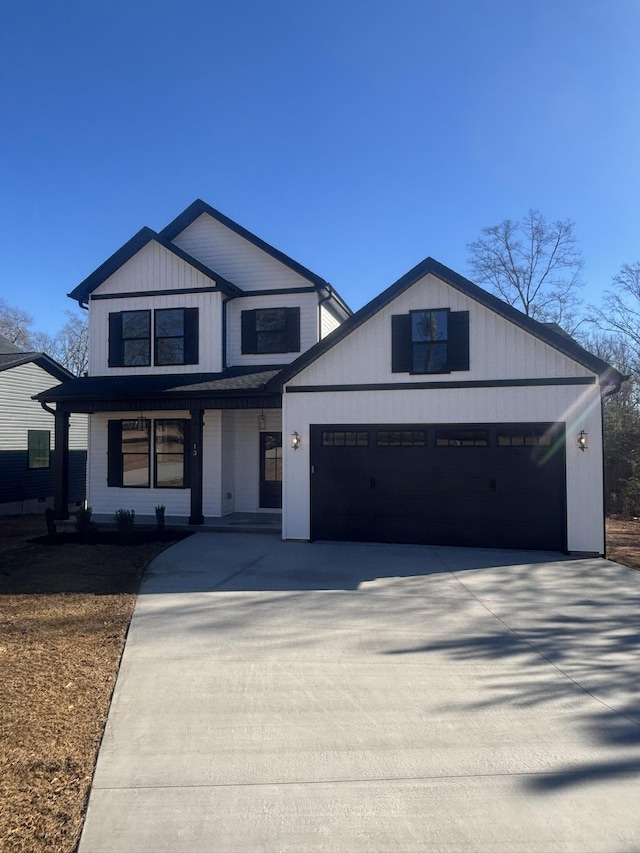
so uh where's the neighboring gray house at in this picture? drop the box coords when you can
[0,335,87,514]
[38,200,624,554]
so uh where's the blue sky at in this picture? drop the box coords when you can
[1,0,639,335]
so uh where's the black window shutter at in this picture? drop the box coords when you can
[108,313,123,367]
[183,308,199,364]
[241,310,257,354]
[391,314,412,373]
[107,420,123,487]
[285,307,301,352]
[447,311,470,371]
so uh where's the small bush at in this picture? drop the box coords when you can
[155,504,166,534]
[75,506,93,539]
[114,508,135,540]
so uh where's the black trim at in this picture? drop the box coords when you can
[53,412,70,519]
[286,377,597,393]
[68,227,242,304]
[92,286,222,300]
[107,420,123,487]
[241,287,317,296]
[189,409,204,524]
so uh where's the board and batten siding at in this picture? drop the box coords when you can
[226,292,319,366]
[233,409,282,513]
[87,241,224,375]
[172,213,319,292]
[282,383,604,553]
[289,273,593,387]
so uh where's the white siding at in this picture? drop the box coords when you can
[87,242,224,375]
[289,273,592,388]
[320,303,341,339]
[282,384,605,553]
[0,362,87,450]
[226,292,319,367]
[221,411,236,515]
[202,410,222,517]
[172,213,317,292]
[233,410,282,512]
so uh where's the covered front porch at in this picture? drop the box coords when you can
[35,367,284,524]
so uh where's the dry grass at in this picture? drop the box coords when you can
[0,515,637,853]
[0,516,188,853]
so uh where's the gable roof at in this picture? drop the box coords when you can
[0,349,74,382]
[160,199,334,292]
[68,227,242,305]
[269,257,625,391]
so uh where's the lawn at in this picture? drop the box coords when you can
[0,515,637,853]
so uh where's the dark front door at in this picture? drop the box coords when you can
[260,432,282,508]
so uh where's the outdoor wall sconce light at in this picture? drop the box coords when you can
[578,430,588,451]
[291,431,301,450]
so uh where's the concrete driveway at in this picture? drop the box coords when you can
[79,534,640,852]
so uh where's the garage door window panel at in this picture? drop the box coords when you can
[436,429,488,447]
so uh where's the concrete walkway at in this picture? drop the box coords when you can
[79,535,640,852]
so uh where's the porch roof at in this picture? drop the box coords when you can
[35,366,283,412]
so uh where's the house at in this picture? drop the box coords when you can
[0,335,86,515]
[37,200,624,555]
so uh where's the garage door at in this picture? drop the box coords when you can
[310,423,566,551]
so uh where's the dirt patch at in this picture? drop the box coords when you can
[0,515,190,853]
[606,516,640,571]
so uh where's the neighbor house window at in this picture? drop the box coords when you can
[109,308,198,367]
[241,307,300,354]
[391,309,469,374]
[108,419,189,488]
[28,430,50,469]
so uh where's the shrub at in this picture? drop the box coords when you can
[155,504,166,534]
[114,508,135,540]
[74,506,93,541]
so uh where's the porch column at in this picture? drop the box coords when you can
[189,408,204,525]
[54,409,70,520]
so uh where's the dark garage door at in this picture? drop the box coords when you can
[310,423,566,551]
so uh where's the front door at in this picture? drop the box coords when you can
[259,432,282,508]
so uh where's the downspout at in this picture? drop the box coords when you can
[40,400,56,417]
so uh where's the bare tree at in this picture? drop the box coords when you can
[0,299,34,348]
[53,311,89,376]
[467,209,584,331]
[589,262,640,366]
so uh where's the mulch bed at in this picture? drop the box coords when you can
[0,518,190,853]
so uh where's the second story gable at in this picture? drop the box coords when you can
[69,202,351,377]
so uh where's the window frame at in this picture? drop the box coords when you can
[109,308,199,368]
[108,418,190,489]
[410,308,449,375]
[241,307,301,355]
[391,309,470,375]
[27,429,51,469]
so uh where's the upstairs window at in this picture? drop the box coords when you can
[109,310,151,367]
[109,308,198,367]
[391,309,469,374]
[28,430,50,469]
[241,307,300,354]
